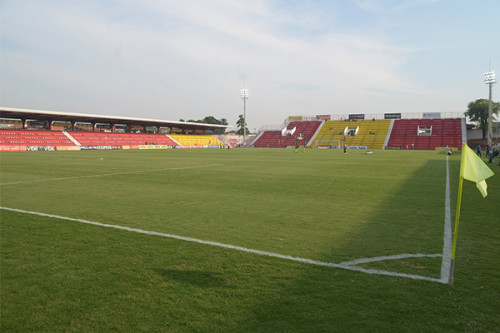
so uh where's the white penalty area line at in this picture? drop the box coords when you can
[1,206,444,284]
[0,164,223,186]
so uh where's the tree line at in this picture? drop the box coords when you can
[178,116,228,134]
[465,99,499,139]
[179,115,249,135]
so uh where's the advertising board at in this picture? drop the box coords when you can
[27,146,55,151]
[384,113,401,119]
[422,112,441,119]
[349,114,365,120]
[80,145,122,150]
[0,145,26,151]
[138,145,173,150]
[55,146,80,151]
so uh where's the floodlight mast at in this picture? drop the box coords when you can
[484,71,496,147]
[240,88,249,146]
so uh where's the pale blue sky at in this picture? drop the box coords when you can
[1,0,498,130]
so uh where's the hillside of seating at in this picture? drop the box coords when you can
[253,121,322,148]
[386,118,462,150]
[0,130,224,149]
[0,118,465,151]
[252,130,282,148]
[70,132,177,146]
[311,121,347,148]
[344,119,390,149]
[0,129,74,146]
[0,130,181,148]
[168,134,222,146]
[311,120,391,149]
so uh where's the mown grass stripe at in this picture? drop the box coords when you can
[0,164,223,186]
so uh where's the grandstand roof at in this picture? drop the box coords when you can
[0,107,229,130]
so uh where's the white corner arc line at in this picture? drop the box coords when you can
[1,206,444,284]
[0,164,223,186]
[340,253,442,266]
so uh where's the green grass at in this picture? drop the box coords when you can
[1,148,499,332]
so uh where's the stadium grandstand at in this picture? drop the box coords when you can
[0,107,229,151]
[252,113,467,151]
[1,107,472,151]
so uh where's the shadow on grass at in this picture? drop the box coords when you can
[324,157,450,277]
[231,154,467,331]
[151,268,232,288]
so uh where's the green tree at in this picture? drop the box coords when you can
[236,114,249,135]
[201,116,218,124]
[181,116,228,134]
[465,99,500,139]
[215,118,228,134]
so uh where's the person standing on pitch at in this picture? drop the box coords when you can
[488,145,499,164]
[476,144,482,157]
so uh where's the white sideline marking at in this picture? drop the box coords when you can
[440,156,452,283]
[0,164,223,186]
[1,206,444,284]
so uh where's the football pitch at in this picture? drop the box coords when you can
[1,148,498,331]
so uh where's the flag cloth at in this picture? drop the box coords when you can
[461,143,495,197]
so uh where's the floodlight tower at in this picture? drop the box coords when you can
[240,88,249,146]
[484,71,496,147]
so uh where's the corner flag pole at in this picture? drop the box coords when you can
[448,145,465,285]
[448,142,494,285]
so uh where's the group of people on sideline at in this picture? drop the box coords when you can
[476,144,500,164]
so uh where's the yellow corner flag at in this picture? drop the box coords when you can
[449,143,494,285]
[461,143,494,197]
